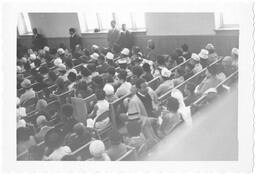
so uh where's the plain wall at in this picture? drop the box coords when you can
[145,13,216,35]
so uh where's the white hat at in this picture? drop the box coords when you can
[161,68,172,78]
[231,48,239,56]
[30,62,35,69]
[43,46,50,52]
[17,119,26,128]
[105,52,114,60]
[21,57,27,63]
[36,115,47,126]
[17,66,22,73]
[92,45,99,49]
[30,54,36,60]
[118,58,127,64]
[198,49,209,59]
[57,63,66,71]
[54,58,62,66]
[121,48,130,56]
[90,53,99,60]
[89,140,105,157]
[103,84,114,95]
[205,43,215,50]
[57,48,65,55]
[191,53,200,61]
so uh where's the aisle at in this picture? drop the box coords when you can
[146,86,238,161]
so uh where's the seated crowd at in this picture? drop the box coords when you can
[17,38,239,161]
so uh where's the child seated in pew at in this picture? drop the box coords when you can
[88,140,111,161]
[106,130,127,160]
[87,90,110,131]
[64,122,92,152]
[43,128,71,161]
[157,97,182,138]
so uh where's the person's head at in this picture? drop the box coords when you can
[17,127,31,144]
[89,140,106,158]
[181,44,189,52]
[61,104,74,120]
[132,46,141,55]
[107,66,116,77]
[111,20,116,28]
[161,68,172,81]
[56,77,65,90]
[117,70,127,83]
[87,63,97,73]
[156,55,165,66]
[39,65,49,75]
[97,55,105,65]
[175,48,183,57]
[142,63,151,73]
[190,53,200,65]
[21,79,32,90]
[147,39,155,50]
[205,43,215,54]
[184,82,196,96]
[91,45,100,54]
[69,28,76,35]
[109,130,123,145]
[36,115,48,128]
[32,28,38,35]
[167,97,179,113]
[44,128,63,150]
[67,72,77,83]
[77,80,88,92]
[92,75,105,90]
[36,99,48,112]
[48,70,58,83]
[135,78,148,95]
[57,64,67,75]
[222,56,233,67]
[231,48,239,59]
[121,24,126,31]
[65,59,74,69]
[95,89,106,101]
[185,63,194,74]
[126,121,142,137]
[73,122,86,136]
[119,62,128,70]
[132,65,143,78]
[81,66,91,77]
[103,84,114,96]
[206,64,218,77]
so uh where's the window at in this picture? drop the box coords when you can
[78,12,146,33]
[17,13,32,35]
[216,4,239,29]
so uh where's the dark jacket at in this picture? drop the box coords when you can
[32,34,47,51]
[118,30,133,49]
[70,34,82,53]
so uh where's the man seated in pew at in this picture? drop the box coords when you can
[184,63,194,80]
[153,55,167,78]
[183,82,198,106]
[155,68,174,97]
[88,140,111,161]
[142,63,154,82]
[231,48,239,69]
[130,65,144,85]
[181,43,191,60]
[107,130,128,160]
[194,64,221,95]
[67,72,77,91]
[205,43,218,64]
[198,49,209,68]
[97,55,111,74]
[222,56,237,77]
[172,67,185,86]
[64,122,92,152]
[20,79,36,104]
[91,75,105,93]
[80,66,93,84]
[53,77,68,95]
[115,70,132,98]
[165,54,177,70]
[157,97,182,138]
[34,115,54,143]
[189,53,203,74]
[174,48,186,65]
[75,80,93,99]
[17,127,36,156]
[87,90,110,131]
[43,128,71,161]
[103,83,117,103]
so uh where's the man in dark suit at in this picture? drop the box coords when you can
[118,24,133,50]
[69,28,82,54]
[32,28,47,51]
[107,20,120,49]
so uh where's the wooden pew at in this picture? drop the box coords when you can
[169,58,191,72]
[147,76,162,90]
[115,145,137,161]
[53,89,75,105]
[17,141,46,161]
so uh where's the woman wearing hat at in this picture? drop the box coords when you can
[198,49,209,68]
[20,79,36,104]
[88,140,111,161]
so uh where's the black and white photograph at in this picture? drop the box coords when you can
[0,0,255,174]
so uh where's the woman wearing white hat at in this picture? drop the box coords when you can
[190,53,203,74]
[198,49,209,68]
[88,140,111,161]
